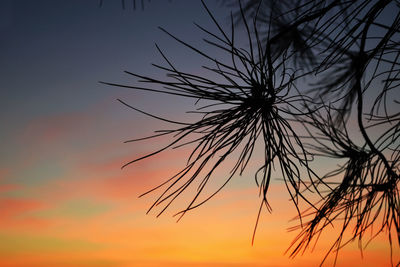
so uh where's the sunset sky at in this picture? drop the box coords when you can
[0,0,398,266]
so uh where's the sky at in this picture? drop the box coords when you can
[0,0,399,266]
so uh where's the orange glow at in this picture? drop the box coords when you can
[1,105,398,267]
[0,175,398,266]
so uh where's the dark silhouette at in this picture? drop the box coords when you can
[103,0,400,265]
[99,0,151,10]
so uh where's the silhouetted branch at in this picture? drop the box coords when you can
[106,0,400,265]
[99,0,153,10]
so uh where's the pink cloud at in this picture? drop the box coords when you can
[0,198,45,218]
[0,198,52,230]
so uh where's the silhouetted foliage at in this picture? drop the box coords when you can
[99,0,152,10]
[104,0,400,265]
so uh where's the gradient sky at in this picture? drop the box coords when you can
[0,0,398,266]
